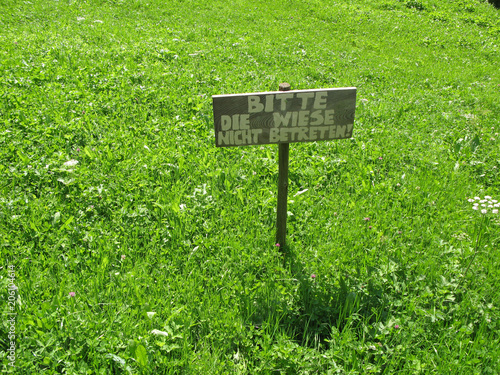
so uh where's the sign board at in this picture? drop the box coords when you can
[213,87,356,147]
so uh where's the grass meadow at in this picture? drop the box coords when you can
[1,0,500,373]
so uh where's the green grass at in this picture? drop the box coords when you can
[1,0,499,373]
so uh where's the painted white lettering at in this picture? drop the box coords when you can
[269,128,280,142]
[297,127,309,141]
[329,126,337,138]
[324,109,335,125]
[291,111,298,127]
[318,126,329,139]
[248,96,264,113]
[241,129,252,144]
[310,110,324,126]
[280,129,290,142]
[346,124,353,137]
[314,92,328,109]
[232,114,240,130]
[298,111,310,127]
[273,112,291,127]
[265,95,274,112]
[240,114,250,130]
[337,124,347,138]
[221,115,231,131]
[234,130,243,145]
[291,128,301,141]
[252,129,263,143]
[218,131,230,145]
[296,92,315,110]
[309,127,317,140]
[277,93,294,111]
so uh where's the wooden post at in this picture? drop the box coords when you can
[276,82,291,249]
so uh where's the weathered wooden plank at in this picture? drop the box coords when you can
[213,87,356,147]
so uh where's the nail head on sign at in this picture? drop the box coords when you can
[279,83,291,91]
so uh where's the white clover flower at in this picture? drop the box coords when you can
[63,159,79,167]
[470,196,498,214]
[464,195,498,283]
[151,329,169,336]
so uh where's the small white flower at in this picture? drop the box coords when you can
[151,329,169,336]
[492,209,499,214]
[485,195,492,199]
[474,197,481,200]
[468,198,475,202]
[492,200,498,203]
[480,200,487,203]
[63,159,78,167]
[481,209,487,214]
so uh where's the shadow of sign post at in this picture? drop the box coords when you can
[212,84,356,249]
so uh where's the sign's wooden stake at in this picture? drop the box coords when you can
[276,83,291,250]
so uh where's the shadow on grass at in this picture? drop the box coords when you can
[488,0,499,9]
[262,245,393,349]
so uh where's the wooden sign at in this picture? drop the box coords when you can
[213,87,356,147]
